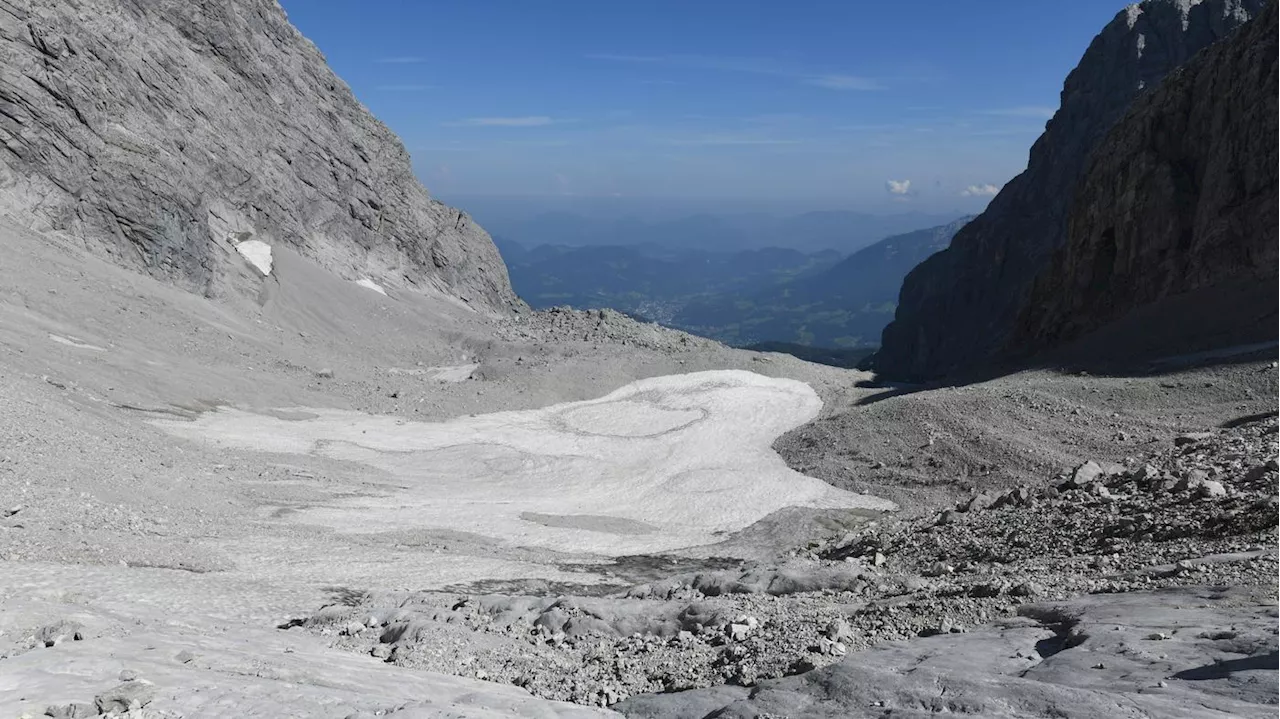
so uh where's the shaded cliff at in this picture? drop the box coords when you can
[1009,2,1277,361]
[0,0,518,311]
[873,0,1263,381]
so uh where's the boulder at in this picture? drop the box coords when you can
[1195,479,1227,499]
[1064,460,1106,489]
[95,680,156,714]
[959,492,997,513]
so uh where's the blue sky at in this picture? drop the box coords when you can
[279,0,1133,212]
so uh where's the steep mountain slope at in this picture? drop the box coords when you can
[673,218,971,348]
[0,0,517,310]
[1008,2,1277,360]
[873,0,1263,381]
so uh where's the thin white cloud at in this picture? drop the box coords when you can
[661,135,802,146]
[965,126,1045,137]
[444,116,560,127]
[886,179,912,195]
[377,56,427,64]
[836,123,900,132]
[980,106,1056,119]
[743,113,807,125]
[803,74,880,91]
[411,145,477,152]
[588,53,663,63]
[502,139,574,147]
[589,53,880,90]
[587,53,785,75]
[961,183,1002,197]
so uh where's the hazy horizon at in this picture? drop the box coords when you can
[439,192,976,222]
[442,193,971,254]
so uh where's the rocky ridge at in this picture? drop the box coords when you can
[496,306,722,355]
[0,0,517,310]
[1009,2,1278,359]
[874,0,1263,381]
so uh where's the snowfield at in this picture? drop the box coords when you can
[234,239,273,276]
[156,370,895,554]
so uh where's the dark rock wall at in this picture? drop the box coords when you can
[874,0,1263,380]
[1009,3,1277,358]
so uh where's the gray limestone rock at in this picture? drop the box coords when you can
[94,680,156,714]
[0,0,519,312]
[43,704,96,719]
[1064,460,1107,489]
[34,619,81,647]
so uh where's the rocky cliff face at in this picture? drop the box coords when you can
[1008,2,1277,359]
[0,0,519,311]
[874,0,1263,381]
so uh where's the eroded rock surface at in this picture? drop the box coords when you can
[617,586,1278,719]
[0,0,517,309]
[874,0,1262,380]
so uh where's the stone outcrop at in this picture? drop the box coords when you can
[1008,2,1277,358]
[873,0,1263,381]
[0,0,519,311]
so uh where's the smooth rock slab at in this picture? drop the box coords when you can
[618,585,1278,718]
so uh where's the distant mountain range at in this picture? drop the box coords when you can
[671,217,973,348]
[476,208,964,255]
[496,239,842,324]
[498,217,972,352]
